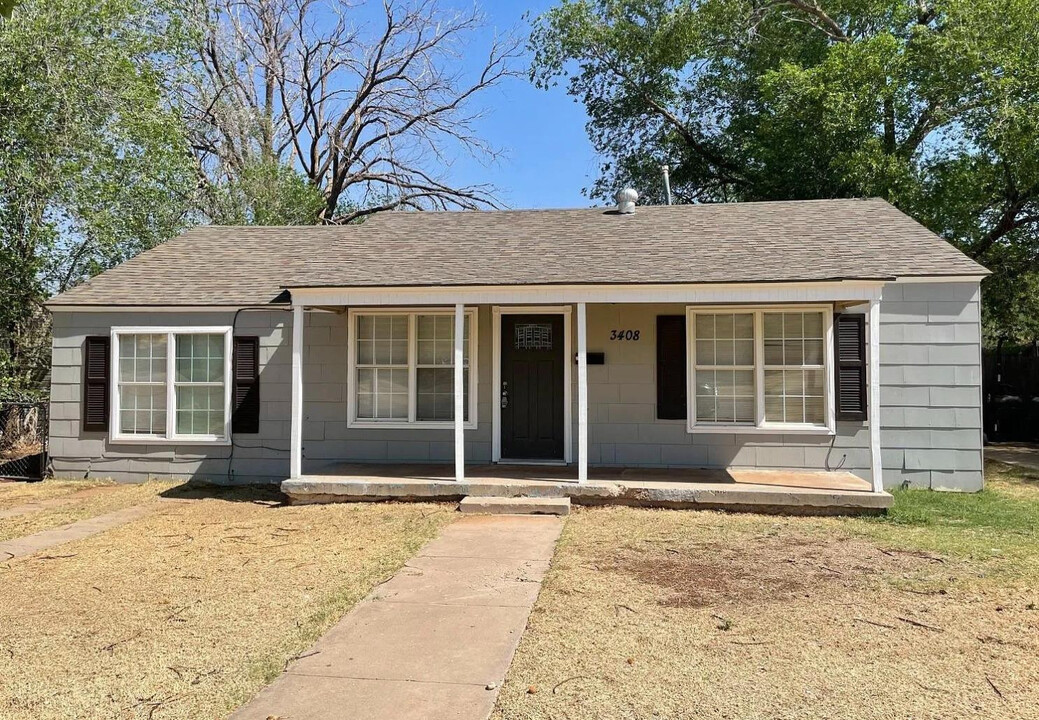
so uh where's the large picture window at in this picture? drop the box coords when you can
[111,327,232,443]
[349,309,476,428]
[688,307,833,433]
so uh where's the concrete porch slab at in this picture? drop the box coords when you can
[283,464,891,515]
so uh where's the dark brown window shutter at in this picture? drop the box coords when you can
[232,336,261,434]
[82,336,110,432]
[656,315,687,420]
[835,314,867,421]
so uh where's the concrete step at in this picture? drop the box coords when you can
[458,496,571,516]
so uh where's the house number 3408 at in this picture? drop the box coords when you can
[610,329,640,341]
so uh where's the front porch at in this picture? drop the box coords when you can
[284,463,891,515]
[283,282,888,513]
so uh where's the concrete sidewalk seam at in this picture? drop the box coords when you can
[285,671,489,688]
[417,553,552,560]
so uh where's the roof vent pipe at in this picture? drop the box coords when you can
[662,165,672,205]
[615,187,638,214]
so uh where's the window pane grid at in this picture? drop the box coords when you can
[691,310,829,429]
[172,334,226,436]
[118,385,166,435]
[117,334,167,435]
[118,333,166,384]
[115,331,227,439]
[355,315,409,421]
[416,315,470,368]
[763,312,826,425]
[175,333,225,383]
[175,386,224,435]
[693,313,755,424]
[355,313,472,424]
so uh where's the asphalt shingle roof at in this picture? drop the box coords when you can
[48,198,987,307]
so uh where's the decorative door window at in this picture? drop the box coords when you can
[514,323,553,350]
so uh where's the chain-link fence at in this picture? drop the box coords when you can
[0,401,48,480]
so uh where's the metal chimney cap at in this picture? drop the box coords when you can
[614,187,638,214]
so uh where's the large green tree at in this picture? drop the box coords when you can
[531,0,1039,341]
[0,0,197,396]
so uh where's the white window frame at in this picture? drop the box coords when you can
[347,308,478,430]
[686,305,835,435]
[109,326,233,445]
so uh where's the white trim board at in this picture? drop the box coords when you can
[45,276,984,314]
[289,280,886,307]
[47,305,288,313]
[492,306,573,466]
[891,275,987,283]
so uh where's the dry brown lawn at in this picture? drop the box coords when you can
[0,481,178,542]
[0,486,453,720]
[0,478,114,510]
[494,465,1039,720]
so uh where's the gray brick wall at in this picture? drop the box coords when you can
[48,280,984,490]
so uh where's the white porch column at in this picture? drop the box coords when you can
[576,302,588,483]
[290,304,304,480]
[868,298,883,492]
[454,303,465,482]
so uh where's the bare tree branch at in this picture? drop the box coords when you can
[185,0,522,223]
[766,1,850,43]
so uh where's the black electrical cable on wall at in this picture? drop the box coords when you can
[824,431,847,472]
[226,306,293,484]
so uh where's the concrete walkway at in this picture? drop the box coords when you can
[0,484,121,520]
[230,514,564,720]
[987,444,1039,472]
[0,504,154,561]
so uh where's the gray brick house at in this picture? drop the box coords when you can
[45,197,988,506]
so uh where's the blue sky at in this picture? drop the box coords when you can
[436,1,600,209]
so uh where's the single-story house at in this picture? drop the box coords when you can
[45,196,988,510]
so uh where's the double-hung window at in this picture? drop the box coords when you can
[688,307,833,433]
[111,327,232,443]
[349,309,476,428]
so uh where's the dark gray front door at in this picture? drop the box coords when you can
[501,314,565,460]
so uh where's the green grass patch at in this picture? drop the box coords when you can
[843,461,1039,578]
